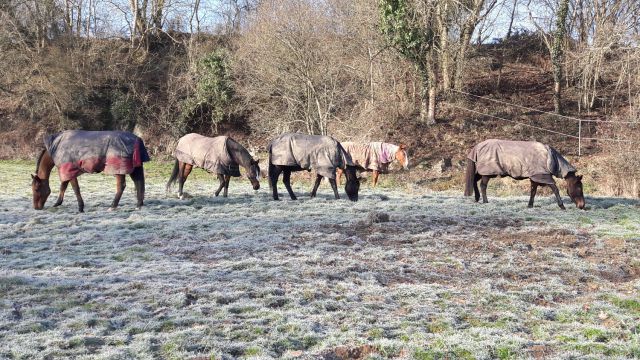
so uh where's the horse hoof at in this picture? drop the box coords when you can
[135,207,141,211]
[179,195,184,200]
[108,207,116,212]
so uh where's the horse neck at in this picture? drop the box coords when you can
[227,139,254,170]
[37,150,55,180]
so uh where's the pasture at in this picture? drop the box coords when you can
[1,160,639,359]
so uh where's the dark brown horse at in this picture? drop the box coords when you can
[166,134,260,198]
[268,133,360,201]
[32,130,149,212]
[464,139,585,209]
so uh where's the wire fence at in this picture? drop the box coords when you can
[448,89,640,155]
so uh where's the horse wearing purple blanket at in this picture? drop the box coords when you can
[464,139,585,210]
[32,130,150,212]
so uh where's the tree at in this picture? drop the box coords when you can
[379,0,437,124]
[550,0,570,114]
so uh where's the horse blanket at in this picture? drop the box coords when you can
[341,142,399,173]
[173,134,241,177]
[45,130,150,182]
[268,133,353,179]
[467,139,576,184]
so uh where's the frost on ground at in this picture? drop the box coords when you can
[1,161,639,359]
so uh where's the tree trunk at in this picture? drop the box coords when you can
[437,2,452,91]
[506,0,518,39]
[551,0,570,114]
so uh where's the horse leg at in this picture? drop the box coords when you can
[372,170,379,187]
[70,178,84,213]
[130,166,145,209]
[53,181,70,207]
[109,174,126,210]
[473,174,481,202]
[214,174,225,196]
[269,164,282,200]
[178,163,192,199]
[310,174,322,198]
[336,168,343,185]
[528,181,538,208]
[282,170,297,200]
[329,177,340,199]
[223,175,230,197]
[549,182,566,210]
[480,176,490,203]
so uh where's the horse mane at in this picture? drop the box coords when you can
[35,149,46,174]
[226,137,254,167]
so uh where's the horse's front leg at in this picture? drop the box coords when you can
[528,181,538,208]
[371,170,379,187]
[473,174,481,202]
[109,175,126,210]
[130,166,145,209]
[53,181,70,207]
[549,182,566,210]
[70,178,84,213]
[336,168,343,185]
[329,177,340,199]
[223,175,231,197]
[310,174,322,198]
[480,176,490,203]
[269,164,282,200]
[282,170,297,200]
[214,174,225,196]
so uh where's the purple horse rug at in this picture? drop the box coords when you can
[173,134,241,177]
[45,130,150,182]
[341,142,398,173]
[268,133,353,179]
[467,139,576,184]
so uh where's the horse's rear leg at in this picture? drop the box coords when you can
[310,174,322,198]
[70,178,84,213]
[130,166,145,209]
[473,174,481,202]
[269,164,282,200]
[480,176,490,203]
[371,170,380,187]
[53,181,70,207]
[110,175,126,210]
[528,181,538,208]
[329,178,340,199]
[223,175,231,197]
[214,174,225,196]
[282,170,297,200]
[178,163,193,199]
[549,182,566,210]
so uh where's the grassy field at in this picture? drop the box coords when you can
[1,160,639,359]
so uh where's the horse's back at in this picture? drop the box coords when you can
[468,139,555,182]
[45,130,149,181]
[268,133,347,179]
[174,133,240,176]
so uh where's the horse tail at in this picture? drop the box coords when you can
[166,160,179,192]
[464,160,476,197]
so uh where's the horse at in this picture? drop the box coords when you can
[166,134,260,198]
[464,139,585,210]
[337,142,409,187]
[267,133,360,201]
[32,130,150,212]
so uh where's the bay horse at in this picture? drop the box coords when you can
[337,142,409,187]
[32,130,149,212]
[267,133,360,201]
[166,134,260,198]
[464,139,585,209]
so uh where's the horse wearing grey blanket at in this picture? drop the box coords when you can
[464,139,585,209]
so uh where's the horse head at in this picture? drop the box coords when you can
[566,173,585,209]
[343,166,360,201]
[395,144,409,170]
[248,159,261,190]
[31,174,51,210]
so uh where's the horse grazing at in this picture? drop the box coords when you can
[166,134,260,198]
[464,139,585,210]
[32,130,150,212]
[267,133,360,201]
[337,142,409,187]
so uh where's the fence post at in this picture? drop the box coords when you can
[578,120,582,156]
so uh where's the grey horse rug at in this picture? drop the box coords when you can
[467,139,576,184]
[173,133,241,177]
[341,142,398,173]
[45,130,150,182]
[268,133,353,179]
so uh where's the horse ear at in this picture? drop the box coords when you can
[399,143,407,150]
[577,175,583,181]
[31,174,39,180]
